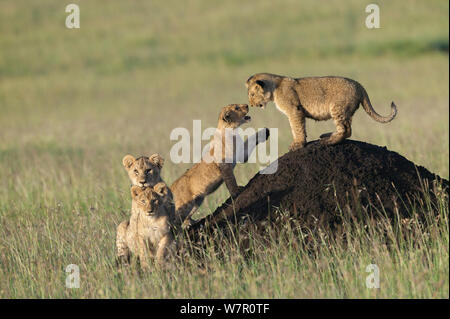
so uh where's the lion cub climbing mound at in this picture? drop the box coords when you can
[171,104,270,228]
[246,73,397,150]
[116,184,175,269]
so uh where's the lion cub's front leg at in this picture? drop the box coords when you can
[137,237,154,270]
[155,234,174,267]
[274,88,307,151]
[287,109,307,151]
[242,128,270,162]
[218,163,241,198]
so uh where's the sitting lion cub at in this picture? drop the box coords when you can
[122,152,176,219]
[170,104,270,228]
[116,183,175,269]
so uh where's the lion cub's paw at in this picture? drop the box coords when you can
[319,132,332,139]
[257,128,270,143]
[319,136,337,145]
[289,141,306,151]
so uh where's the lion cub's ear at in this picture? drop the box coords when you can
[149,153,164,169]
[122,155,135,170]
[130,185,143,199]
[255,80,265,89]
[153,182,169,197]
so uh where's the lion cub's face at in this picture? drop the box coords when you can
[219,104,251,129]
[122,154,164,187]
[131,184,168,216]
[247,80,271,108]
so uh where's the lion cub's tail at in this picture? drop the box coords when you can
[361,88,397,123]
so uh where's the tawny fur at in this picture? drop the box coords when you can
[116,183,176,269]
[122,153,166,188]
[246,73,397,150]
[122,153,175,218]
[170,104,270,229]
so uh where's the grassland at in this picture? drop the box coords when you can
[0,0,448,298]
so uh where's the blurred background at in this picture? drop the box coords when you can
[0,0,448,298]
[0,0,448,213]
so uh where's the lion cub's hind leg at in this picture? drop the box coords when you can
[321,106,352,145]
[181,196,204,229]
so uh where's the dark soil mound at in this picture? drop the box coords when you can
[190,140,448,236]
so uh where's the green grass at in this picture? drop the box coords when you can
[0,0,448,298]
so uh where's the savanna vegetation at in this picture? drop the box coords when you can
[0,0,448,298]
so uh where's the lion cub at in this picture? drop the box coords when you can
[171,104,270,228]
[122,152,175,216]
[116,183,175,269]
[122,153,166,188]
[246,73,397,150]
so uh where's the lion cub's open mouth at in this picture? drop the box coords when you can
[244,115,251,122]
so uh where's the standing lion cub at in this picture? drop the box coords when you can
[246,73,397,150]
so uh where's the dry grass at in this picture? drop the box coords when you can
[0,0,448,298]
